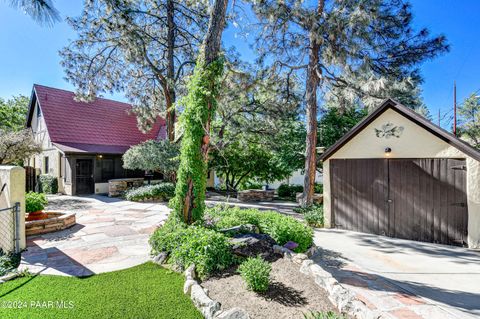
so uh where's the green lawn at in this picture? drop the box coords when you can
[0,262,202,319]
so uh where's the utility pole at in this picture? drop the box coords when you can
[453,81,457,136]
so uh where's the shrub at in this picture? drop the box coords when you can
[304,311,345,319]
[314,183,323,194]
[25,192,47,213]
[206,205,313,252]
[125,183,175,202]
[0,249,21,276]
[150,219,234,279]
[238,256,271,293]
[38,174,58,194]
[277,184,303,198]
[294,205,324,227]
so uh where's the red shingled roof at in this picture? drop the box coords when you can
[28,85,166,154]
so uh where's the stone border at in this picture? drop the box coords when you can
[0,272,19,284]
[274,244,382,319]
[25,211,76,236]
[183,264,249,319]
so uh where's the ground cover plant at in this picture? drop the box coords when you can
[150,218,234,279]
[294,205,324,227]
[0,249,20,276]
[238,256,271,293]
[124,183,175,202]
[0,262,202,319]
[205,205,313,252]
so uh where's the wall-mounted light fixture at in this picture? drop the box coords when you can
[98,154,103,159]
[384,147,392,156]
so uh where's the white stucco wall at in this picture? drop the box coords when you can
[28,102,66,193]
[323,108,480,248]
[0,166,26,251]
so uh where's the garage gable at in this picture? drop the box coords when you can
[320,99,480,162]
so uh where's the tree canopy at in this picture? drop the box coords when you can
[0,95,29,132]
[122,139,179,174]
[61,0,209,139]
[0,129,41,165]
[458,93,480,149]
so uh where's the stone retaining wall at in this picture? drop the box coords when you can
[237,190,274,202]
[25,211,76,236]
[108,178,144,197]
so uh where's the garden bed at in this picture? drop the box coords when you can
[202,257,338,319]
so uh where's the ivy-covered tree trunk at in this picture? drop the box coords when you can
[173,0,228,224]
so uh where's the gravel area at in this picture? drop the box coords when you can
[202,257,338,319]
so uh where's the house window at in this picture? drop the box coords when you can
[101,159,115,182]
[44,156,49,174]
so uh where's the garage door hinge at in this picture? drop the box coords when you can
[450,202,466,207]
[451,165,467,171]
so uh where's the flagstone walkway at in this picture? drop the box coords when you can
[20,195,170,277]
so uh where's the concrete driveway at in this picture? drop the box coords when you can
[313,229,480,319]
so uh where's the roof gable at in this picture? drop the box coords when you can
[320,99,480,162]
[26,85,166,153]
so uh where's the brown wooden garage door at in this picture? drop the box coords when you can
[330,158,468,246]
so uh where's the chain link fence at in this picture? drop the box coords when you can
[0,203,20,254]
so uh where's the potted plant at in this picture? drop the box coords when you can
[25,192,48,221]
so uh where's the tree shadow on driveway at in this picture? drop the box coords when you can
[311,247,480,316]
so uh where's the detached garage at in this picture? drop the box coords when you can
[321,99,480,248]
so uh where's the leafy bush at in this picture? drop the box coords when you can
[206,205,313,252]
[294,205,324,227]
[125,183,175,202]
[238,180,263,191]
[150,218,234,279]
[0,249,21,276]
[25,192,47,213]
[38,174,58,194]
[238,256,271,293]
[303,311,345,319]
[314,183,323,194]
[277,184,303,198]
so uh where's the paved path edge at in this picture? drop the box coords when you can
[300,258,385,319]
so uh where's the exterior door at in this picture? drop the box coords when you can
[76,159,94,194]
[330,158,468,246]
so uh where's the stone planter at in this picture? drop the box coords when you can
[25,211,76,236]
[296,192,323,204]
[108,178,144,197]
[237,189,274,202]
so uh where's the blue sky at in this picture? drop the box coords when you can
[0,0,479,128]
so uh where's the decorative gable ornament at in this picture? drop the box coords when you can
[374,122,404,139]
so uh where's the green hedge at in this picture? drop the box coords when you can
[125,183,175,202]
[205,205,313,252]
[150,219,234,279]
[38,174,58,194]
[277,184,303,198]
[277,183,323,198]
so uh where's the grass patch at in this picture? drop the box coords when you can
[0,262,202,319]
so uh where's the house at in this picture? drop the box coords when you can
[320,99,480,248]
[25,84,166,195]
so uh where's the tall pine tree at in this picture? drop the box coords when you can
[253,0,448,205]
